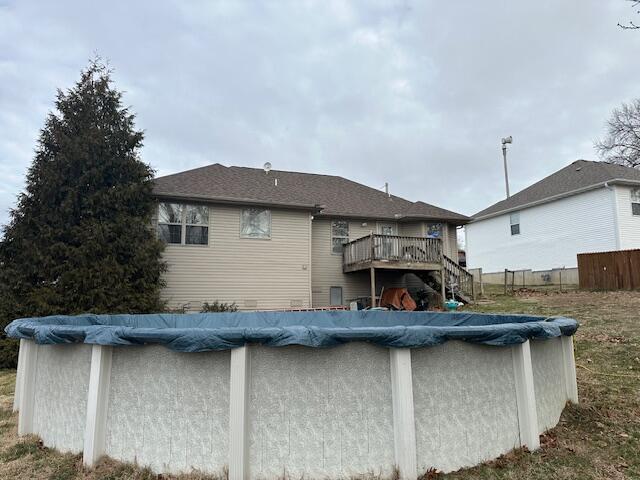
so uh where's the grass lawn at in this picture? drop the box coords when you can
[0,290,638,479]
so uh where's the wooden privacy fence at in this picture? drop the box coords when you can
[577,249,640,290]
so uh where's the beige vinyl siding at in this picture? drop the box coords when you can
[399,222,424,237]
[311,218,372,307]
[161,204,311,311]
[311,219,457,307]
[400,221,458,259]
[444,224,458,259]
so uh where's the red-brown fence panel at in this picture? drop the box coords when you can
[577,249,640,290]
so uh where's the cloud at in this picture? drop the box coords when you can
[1,0,640,227]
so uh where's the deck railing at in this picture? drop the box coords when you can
[443,254,475,300]
[343,234,442,268]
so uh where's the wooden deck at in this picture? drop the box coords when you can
[342,234,442,273]
[342,234,475,304]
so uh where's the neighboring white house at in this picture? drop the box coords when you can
[466,160,640,272]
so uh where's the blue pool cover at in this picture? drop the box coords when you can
[5,311,578,352]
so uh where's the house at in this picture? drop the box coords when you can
[465,159,640,273]
[152,164,472,310]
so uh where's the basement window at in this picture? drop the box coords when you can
[632,188,640,216]
[510,212,520,236]
[331,220,349,254]
[158,203,209,245]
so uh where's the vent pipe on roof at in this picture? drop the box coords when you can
[385,182,390,197]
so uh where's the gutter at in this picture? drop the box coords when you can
[314,212,470,225]
[471,178,640,222]
[153,192,324,213]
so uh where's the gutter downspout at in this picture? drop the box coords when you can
[308,214,313,308]
[605,182,622,250]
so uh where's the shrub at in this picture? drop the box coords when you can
[201,301,238,313]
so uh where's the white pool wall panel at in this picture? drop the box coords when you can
[104,345,230,475]
[248,343,395,479]
[531,337,568,434]
[412,341,521,473]
[32,344,92,453]
[15,335,578,478]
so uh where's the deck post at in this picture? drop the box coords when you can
[83,345,113,467]
[511,340,540,450]
[561,336,579,404]
[229,345,250,480]
[389,348,417,480]
[17,339,38,436]
[370,267,376,307]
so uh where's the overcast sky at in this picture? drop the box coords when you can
[2,1,640,228]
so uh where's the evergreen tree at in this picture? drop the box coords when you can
[0,60,166,357]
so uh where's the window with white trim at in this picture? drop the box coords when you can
[632,188,640,216]
[510,212,520,236]
[241,208,271,239]
[331,220,349,254]
[158,203,209,245]
[185,205,209,244]
[330,286,343,306]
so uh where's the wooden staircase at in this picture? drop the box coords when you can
[417,254,475,304]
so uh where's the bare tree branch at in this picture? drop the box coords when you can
[618,0,640,29]
[595,99,640,168]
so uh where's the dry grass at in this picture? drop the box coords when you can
[0,290,639,479]
[439,290,640,479]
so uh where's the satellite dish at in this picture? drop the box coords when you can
[263,162,272,173]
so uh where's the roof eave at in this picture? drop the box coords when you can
[152,191,323,213]
[315,211,470,224]
[471,178,640,222]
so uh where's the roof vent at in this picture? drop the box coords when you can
[576,167,582,171]
[263,162,272,174]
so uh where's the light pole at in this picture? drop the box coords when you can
[501,136,512,198]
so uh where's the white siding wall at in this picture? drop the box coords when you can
[161,205,311,311]
[466,188,618,272]
[614,185,640,250]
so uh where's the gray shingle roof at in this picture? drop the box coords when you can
[473,160,640,220]
[153,164,470,224]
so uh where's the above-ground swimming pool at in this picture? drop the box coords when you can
[6,311,578,479]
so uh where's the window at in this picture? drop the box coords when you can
[158,203,184,244]
[426,223,442,238]
[158,203,209,245]
[185,205,209,245]
[241,208,271,239]
[632,188,640,216]
[510,212,520,236]
[331,220,349,254]
[330,287,343,306]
